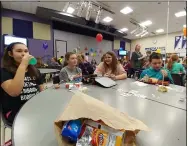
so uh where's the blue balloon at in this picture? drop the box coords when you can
[43,42,48,50]
[90,48,94,52]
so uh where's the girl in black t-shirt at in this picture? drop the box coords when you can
[1,42,44,124]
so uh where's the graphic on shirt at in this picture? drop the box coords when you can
[20,76,39,101]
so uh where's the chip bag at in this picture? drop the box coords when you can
[61,120,82,143]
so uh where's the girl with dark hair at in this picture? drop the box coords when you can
[94,51,127,80]
[59,52,82,82]
[1,42,44,124]
[166,54,185,74]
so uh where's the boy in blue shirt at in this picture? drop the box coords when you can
[140,52,174,83]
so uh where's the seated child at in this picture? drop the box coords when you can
[140,52,174,83]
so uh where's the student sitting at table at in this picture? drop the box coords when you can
[140,52,174,83]
[59,52,82,82]
[77,54,94,75]
[1,42,44,124]
[35,57,47,68]
[50,57,60,67]
[94,51,127,80]
[166,54,185,74]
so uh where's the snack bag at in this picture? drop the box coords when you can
[91,128,108,146]
[76,125,93,146]
[61,120,82,143]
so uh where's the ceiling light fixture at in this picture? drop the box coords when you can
[85,1,92,20]
[156,29,164,33]
[103,16,113,23]
[95,6,103,24]
[119,28,128,32]
[77,1,86,17]
[131,27,139,34]
[175,11,186,17]
[135,29,147,36]
[63,2,70,12]
[140,20,152,27]
[67,7,75,14]
[141,31,149,37]
[120,6,133,15]
[134,28,143,35]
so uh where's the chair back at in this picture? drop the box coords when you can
[0,88,12,127]
[171,74,184,86]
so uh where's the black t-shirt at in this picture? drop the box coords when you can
[0,68,43,114]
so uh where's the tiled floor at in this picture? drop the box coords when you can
[0,81,54,146]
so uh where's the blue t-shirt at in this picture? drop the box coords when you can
[140,67,174,83]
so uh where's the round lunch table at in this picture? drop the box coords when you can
[12,80,186,146]
[112,79,186,110]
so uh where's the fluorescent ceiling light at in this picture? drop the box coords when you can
[156,29,164,33]
[140,20,152,27]
[135,30,147,36]
[141,32,148,37]
[67,7,75,14]
[183,24,186,28]
[103,16,113,23]
[131,28,138,34]
[120,7,133,14]
[119,28,128,32]
[175,11,186,17]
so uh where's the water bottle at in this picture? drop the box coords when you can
[134,71,139,80]
[29,57,37,65]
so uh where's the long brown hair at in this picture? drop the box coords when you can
[103,51,118,74]
[2,42,39,79]
[63,52,76,67]
[167,54,179,70]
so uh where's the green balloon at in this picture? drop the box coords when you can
[29,57,37,65]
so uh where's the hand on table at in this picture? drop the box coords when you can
[110,74,116,80]
[104,73,110,77]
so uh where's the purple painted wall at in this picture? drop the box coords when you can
[2,9,54,59]
[28,39,53,58]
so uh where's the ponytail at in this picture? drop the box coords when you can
[63,60,68,67]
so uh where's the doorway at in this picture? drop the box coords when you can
[55,40,67,58]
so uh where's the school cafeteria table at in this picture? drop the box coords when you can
[38,68,60,74]
[112,79,186,110]
[12,84,186,146]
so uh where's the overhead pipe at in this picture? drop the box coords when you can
[95,6,102,24]
[85,1,92,20]
[77,1,86,17]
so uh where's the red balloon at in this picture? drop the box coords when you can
[96,33,103,42]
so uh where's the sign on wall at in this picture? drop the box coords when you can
[145,47,166,54]
[174,36,187,53]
